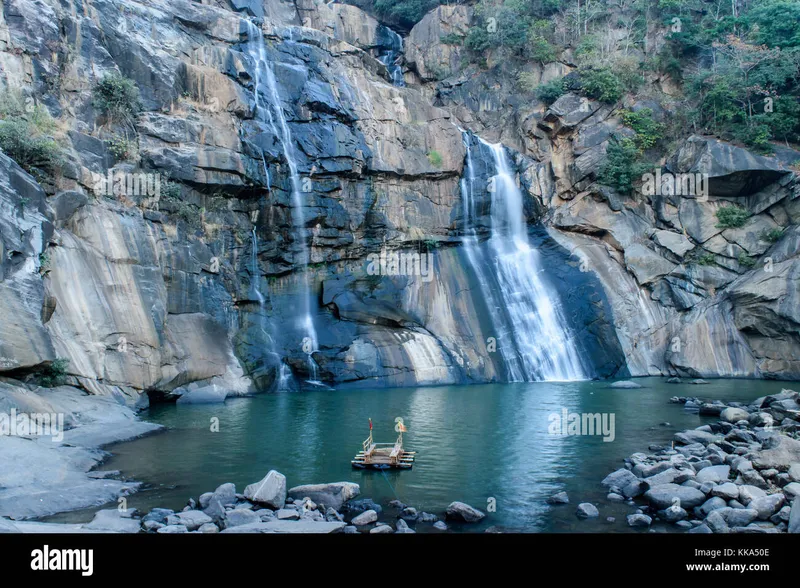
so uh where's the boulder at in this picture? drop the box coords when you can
[752,436,800,470]
[695,465,730,484]
[142,508,174,524]
[627,513,652,527]
[738,485,767,505]
[546,491,569,505]
[675,430,719,446]
[711,483,740,500]
[601,468,638,489]
[611,380,642,389]
[276,509,300,521]
[243,470,286,509]
[644,484,707,509]
[84,509,141,533]
[576,503,599,519]
[157,525,188,533]
[720,407,750,423]
[166,511,212,531]
[225,508,260,528]
[749,495,785,521]
[287,482,360,511]
[351,509,378,526]
[697,496,727,517]
[445,501,486,523]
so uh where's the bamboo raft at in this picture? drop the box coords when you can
[351,418,415,470]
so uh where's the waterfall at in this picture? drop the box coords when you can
[244,21,320,381]
[251,227,265,308]
[460,133,587,382]
[377,26,405,87]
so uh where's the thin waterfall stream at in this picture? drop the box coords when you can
[244,21,321,383]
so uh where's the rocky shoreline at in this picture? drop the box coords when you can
[581,388,800,533]
[1,470,489,534]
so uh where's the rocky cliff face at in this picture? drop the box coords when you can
[0,0,798,404]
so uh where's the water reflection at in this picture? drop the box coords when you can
[93,378,795,532]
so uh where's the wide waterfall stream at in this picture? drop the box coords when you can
[461,134,587,382]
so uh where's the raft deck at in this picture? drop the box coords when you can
[351,433,415,470]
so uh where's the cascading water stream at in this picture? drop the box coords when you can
[460,132,587,382]
[377,26,405,87]
[244,21,320,382]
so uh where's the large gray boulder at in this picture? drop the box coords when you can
[445,501,486,523]
[695,465,730,484]
[351,509,378,526]
[720,407,750,423]
[225,508,260,528]
[287,482,360,511]
[166,511,212,531]
[601,468,638,489]
[84,509,141,533]
[644,484,707,509]
[752,436,800,470]
[244,471,287,509]
[576,503,600,519]
[748,495,785,521]
[668,135,790,197]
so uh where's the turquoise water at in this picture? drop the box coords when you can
[96,378,795,532]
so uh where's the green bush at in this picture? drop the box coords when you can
[715,205,750,229]
[39,358,69,388]
[106,134,136,161]
[598,137,648,194]
[578,67,624,103]
[536,78,566,104]
[0,91,61,175]
[737,252,757,268]
[696,252,717,266]
[620,108,665,150]
[761,228,784,243]
[440,33,463,45]
[0,119,61,174]
[428,150,443,167]
[93,73,142,125]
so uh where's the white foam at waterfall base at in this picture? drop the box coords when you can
[461,134,587,382]
[244,21,319,378]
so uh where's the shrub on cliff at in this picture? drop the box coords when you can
[93,73,142,126]
[0,91,61,175]
[715,205,750,229]
[576,67,624,104]
[598,137,649,194]
[39,358,70,388]
[535,78,566,104]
